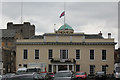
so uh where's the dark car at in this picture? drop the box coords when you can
[5,72,40,80]
[53,70,76,80]
[95,72,106,80]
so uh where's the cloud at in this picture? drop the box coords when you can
[1,2,118,48]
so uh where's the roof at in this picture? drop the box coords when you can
[2,29,17,38]
[58,24,74,30]
[43,33,103,39]
[85,34,103,39]
[16,42,116,45]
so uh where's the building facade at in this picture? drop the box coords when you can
[114,48,120,63]
[16,24,116,74]
[2,22,35,74]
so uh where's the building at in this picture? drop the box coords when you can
[2,22,35,73]
[114,48,120,63]
[0,29,3,75]
[16,24,116,74]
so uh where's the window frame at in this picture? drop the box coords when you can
[48,64,52,72]
[60,49,68,59]
[90,65,95,74]
[76,49,80,60]
[48,49,53,59]
[76,64,80,72]
[23,49,28,60]
[34,49,39,59]
[90,49,94,60]
[102,50,106,61]
[102,65,106,73]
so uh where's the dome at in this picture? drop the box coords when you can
[58,24,74,31]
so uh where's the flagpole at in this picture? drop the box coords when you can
[64,1,66,31]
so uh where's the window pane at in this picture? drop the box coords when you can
[102,50,106,60]
[102,65,106,73]
[35,50,39,59]
[76,50,80,59]
[48,64,52,72]
[48,49,53,59]
[60,49,68,59]
[90,65,95,74]
[90,50,94,60]
[24,49,28,59]
[23,64,27,68]
[76,65,80,72]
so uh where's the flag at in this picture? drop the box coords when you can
[60,11,65,18]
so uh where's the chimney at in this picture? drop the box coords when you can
[108,33,111,39]
[99,31,102,36]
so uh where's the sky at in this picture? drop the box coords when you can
[0,0,119,48]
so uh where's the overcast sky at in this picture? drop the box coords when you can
[0,0,119,48]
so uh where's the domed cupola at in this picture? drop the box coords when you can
[56,23,74,34]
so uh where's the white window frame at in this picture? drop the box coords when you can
[90,49,95,61]
[76,49,80,60]
[34,49,39,59]
[59,49,69,59]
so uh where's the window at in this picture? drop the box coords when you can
[76,65,80,72]
[76,49,80,59]
[102,65,106,73]
[60,49,68,59]
[23,64,27,68]
[90,65,95,74]
[48,64,52,72]
[48,49,53,59]
[102,50,106,60]
[90,50,94,60]
[35,49,39,59]
[23,49,28,59]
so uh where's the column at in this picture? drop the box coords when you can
[52,64,53,72]
[72,65,74,71]
[56,65,58,72]
[67,65,69,71]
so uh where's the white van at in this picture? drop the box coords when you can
[16,67,41,74]
[16,67,27,74]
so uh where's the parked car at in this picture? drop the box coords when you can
[1,73,16,80]
[75,71,87,80]
[38,72,53,80]
[53,70,76,80]
[49,72,54,78]
[16,67,41,74]
[0,75,2,80]
[6,72,40,80]
[95,72,106,80]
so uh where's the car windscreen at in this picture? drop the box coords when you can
[26,68,41,72]
[76,72,85,75]
[55,72,72,77]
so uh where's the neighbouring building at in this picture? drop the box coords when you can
[0,29,3,75]
[114,48,120,63]
[2,22,35,74]
[16,24,116,74]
